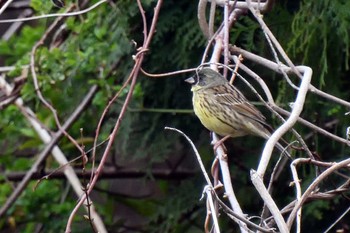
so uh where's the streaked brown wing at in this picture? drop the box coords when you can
[211,83,267,126]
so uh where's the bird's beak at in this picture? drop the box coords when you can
[185,76,195,84]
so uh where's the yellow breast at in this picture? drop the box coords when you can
[192,91,247,137]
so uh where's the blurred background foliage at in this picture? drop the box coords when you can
[0,0,350,232]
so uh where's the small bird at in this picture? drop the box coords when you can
[186,67,287,153]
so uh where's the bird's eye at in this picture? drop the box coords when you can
[197,76,205,86]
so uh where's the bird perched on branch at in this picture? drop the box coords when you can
[185,67,288,154]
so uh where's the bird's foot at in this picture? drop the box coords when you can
[212,135,230,151]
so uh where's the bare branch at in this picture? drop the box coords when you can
[0,83,98,218]
[257,66,312,176]
[287,158,350,229]
[0,0,108,23]
[251,169,288,232]
[65,1,164,231]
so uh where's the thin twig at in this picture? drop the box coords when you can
[290,159,303,233]
[30,3,86,161]
[0,0,108,23]
[323,203,350,233]
[198,0,210,38]
[212,133,246,225]
[257,66,312,176]
[165,127,213,186]
[214,0,269,11]
[286,157,350,229]
[230,54,243,84]
[251,170,289,232]
[0,0,14,16]
[65,1,164,231]
[246,0,301,77]
[223,1,229,78]
[275,106,350,146]
[208,0,216,37]
[230,45,350,109]
[166,127,273,232]
[0,85,98,218]
[232,56,313,157]
[140,67,196,78]
[204,186,221,233]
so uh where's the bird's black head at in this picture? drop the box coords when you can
[185,68,227,89]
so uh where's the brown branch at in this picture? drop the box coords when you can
[0,84,97,218]
[265,178,350,227]
[197,0,209,39]
[287,157,350,229]
[65,1,164,231]
[230,45,350,109]
[275,106,350,146]
[3,167,195,182]
[29,4,86,166]
[141,67,197,78]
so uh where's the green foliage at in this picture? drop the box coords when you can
[0,25,45,65]
[231,16,261,51]
[0,181,81,232]
[1,0,350,232]
[303,200,330,221]
[109,0,206,161]
[0,106,40,161]
[288,0,350,87]
[146,179,205,233]
[2,0,203,230]
[147,0,206,69]
[30,0,54,13]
